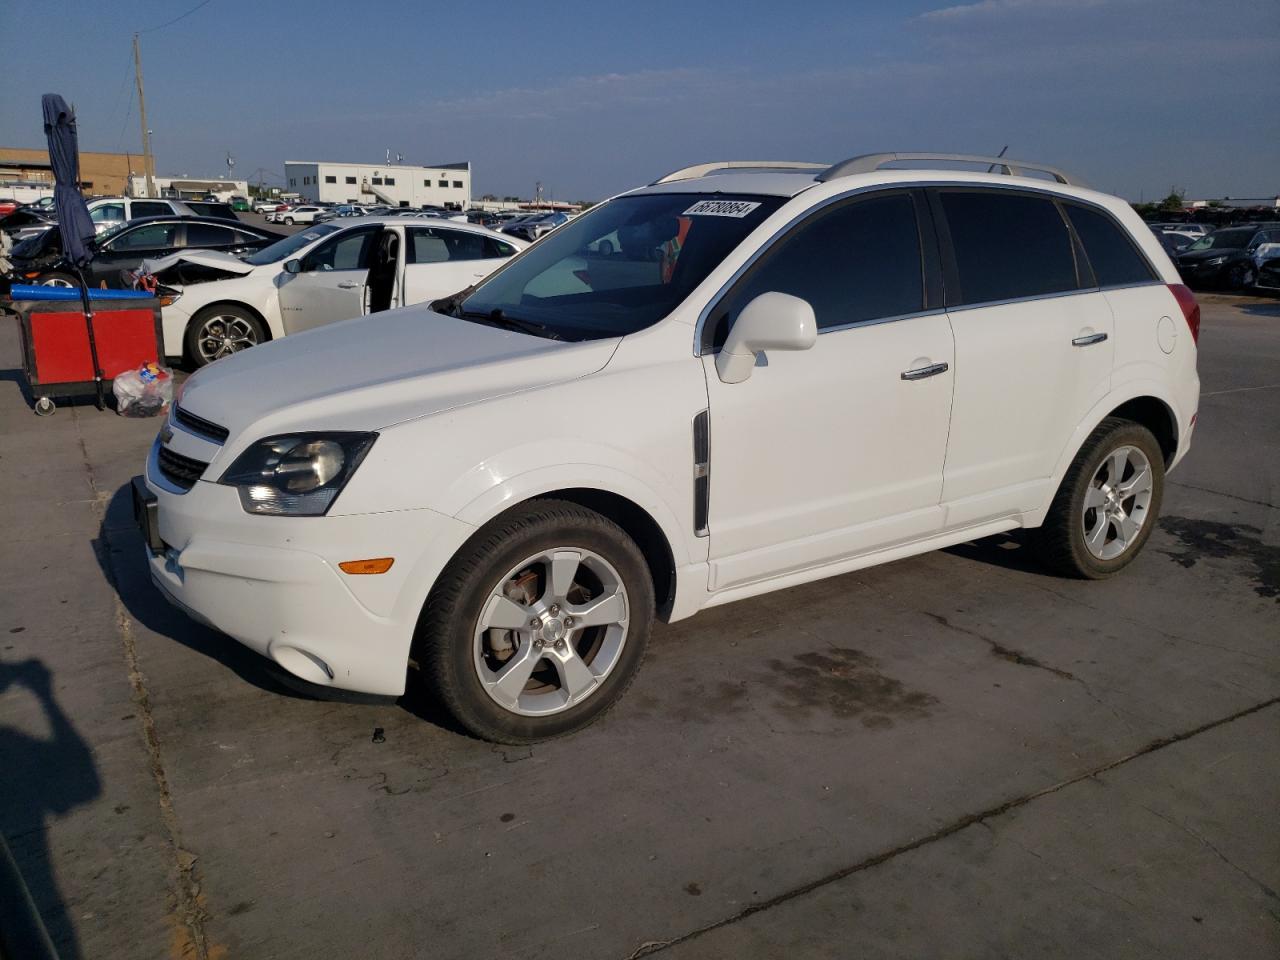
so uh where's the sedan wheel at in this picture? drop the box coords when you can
[187,309,264,366]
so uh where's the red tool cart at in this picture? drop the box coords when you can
[11,296,164,415]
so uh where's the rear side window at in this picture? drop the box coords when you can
[484,237,517,258]
[407,227,450,264]
[185,223,237,247]
[1065,204,1156,287]
[132,201,172,218]
[715,192,924,342]
[940,191,1077,305]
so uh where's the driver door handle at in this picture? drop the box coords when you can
[1072,332,1108,346]
[337,280,362,289]
[901,361,949,381]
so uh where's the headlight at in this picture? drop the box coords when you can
[219,432,377,516]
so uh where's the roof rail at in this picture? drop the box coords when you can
[651,161,828,185]
[817,153,1084,187]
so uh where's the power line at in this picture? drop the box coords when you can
[115,82,136,152]
[138,0,213,35]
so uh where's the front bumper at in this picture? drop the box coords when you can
[137,450,476,697]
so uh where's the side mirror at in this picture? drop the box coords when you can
[716,292,817,384]
[283,258,302,274]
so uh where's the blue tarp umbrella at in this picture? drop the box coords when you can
[41,93,105,406]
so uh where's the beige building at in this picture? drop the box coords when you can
[0,146,137,196]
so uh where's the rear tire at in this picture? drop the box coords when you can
[416,499,655,743]
[39,271,78,288]
[1033,417,1165,579]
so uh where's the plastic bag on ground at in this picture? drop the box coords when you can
[113,362,174,417]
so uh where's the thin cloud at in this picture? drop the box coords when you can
[918,0,1109,22]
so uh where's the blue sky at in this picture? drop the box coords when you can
[2,0,1276,201]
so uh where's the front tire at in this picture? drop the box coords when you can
[1227,261,1255,290]
[1034,417,1165,579]
[39,271,78,288]
[416,500,655,743]
[284,217,295,225]
[184,305,266,367]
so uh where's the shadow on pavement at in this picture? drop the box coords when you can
[0,658,99,960]
[93,481,471,735]
[94,482,305,701]
[1240,299,1280,317]
[942,530,1052,575]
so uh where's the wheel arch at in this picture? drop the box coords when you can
[1030,383,1183,528]
[452,470,691,621]
[532,488,677,617]
[1106,395,1178,465]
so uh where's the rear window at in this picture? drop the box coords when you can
[1065,204,1156,287]
[940,191,1078,305]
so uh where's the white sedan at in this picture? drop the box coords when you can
[145,217,526,366]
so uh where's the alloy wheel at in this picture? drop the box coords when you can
[472,548,630,716]
[195,314,259,363]
[1081,444,1154,561]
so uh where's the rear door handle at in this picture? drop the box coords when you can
[901,361,949,381]
[1072,332,1108,346]
[337,281,361,289]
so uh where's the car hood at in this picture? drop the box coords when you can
[178,306,620,443]
[142,249,256,276]
[1177,247,1243,263]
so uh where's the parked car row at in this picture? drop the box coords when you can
[6,215,283,288]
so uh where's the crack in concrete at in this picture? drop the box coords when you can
[74,412,222,960]
[1166,480,1276,510]
[922,611,1076,680]
[1136,803,1280,903]
[624,697,1280,958]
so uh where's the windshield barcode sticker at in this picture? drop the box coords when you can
[682,200,761,218]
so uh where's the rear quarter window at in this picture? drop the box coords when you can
[1065,204,1157,287]
[940,191,1078,305]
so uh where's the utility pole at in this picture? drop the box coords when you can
[133,33,156,198]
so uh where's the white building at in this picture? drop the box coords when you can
[282,160,471,209]
[128,176,249,201]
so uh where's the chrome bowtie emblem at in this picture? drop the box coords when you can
[159,424,174,446]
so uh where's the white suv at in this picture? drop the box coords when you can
[278,205,325,225]
[134,153,1201,743]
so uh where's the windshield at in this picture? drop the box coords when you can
[1188,229,1253,251]
[456,193,783,340]
[93,221,132,246]
[243,223,340,265]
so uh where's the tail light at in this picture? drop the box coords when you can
[1167,283,1200,344]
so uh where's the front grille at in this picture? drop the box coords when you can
[157,445,209,491]
[174,404,229,443]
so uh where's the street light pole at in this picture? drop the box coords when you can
[133,33,156,198]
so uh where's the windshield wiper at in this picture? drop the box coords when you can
[459,308,567,341]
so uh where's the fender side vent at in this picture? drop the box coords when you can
[693,410,710,538]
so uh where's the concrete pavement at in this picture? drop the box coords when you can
[0,296,1276,960]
